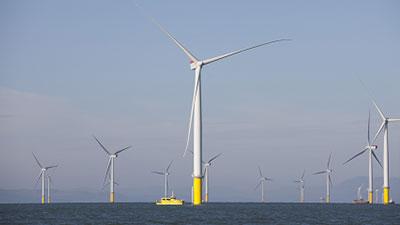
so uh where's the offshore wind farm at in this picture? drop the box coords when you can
[1,0,400,224]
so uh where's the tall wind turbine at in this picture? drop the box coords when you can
[294,170,305,203]
[141,8,290,205]
[313,153,333,203]
[32,152,57,204]
[94,136,132,203]
[343,111,382,204]
[357,184,363,200]
[203,153,222,203]
[255,166,272,202]
[152,160,174,198]
[371,100,400,205]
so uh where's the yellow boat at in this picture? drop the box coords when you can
[156,194,184,206]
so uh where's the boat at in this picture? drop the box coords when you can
[156,193,184,206]
[352,198,369,204]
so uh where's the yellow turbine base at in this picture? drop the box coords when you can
[41,195,45,204]
[383,187,390,205]
[205,193,209,203]
[193,177,202,205]
[48,197,51,204]
[326,196,330,203]
[368,191,373,204]
[110,192,115,203]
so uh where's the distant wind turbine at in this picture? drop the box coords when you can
[32,152,57,204]
[152,160,174,198]
[203,153,222,203]
[294,170,305,203]
[255,166,272,202]
[343,110,382,204]
[94,136,132,203]
[139,5,290,205]
[313,153,333,203]
[47,175,52,204]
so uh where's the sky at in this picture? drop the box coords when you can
[0,0,400,202]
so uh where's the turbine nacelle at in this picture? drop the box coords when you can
[190,60,203,70]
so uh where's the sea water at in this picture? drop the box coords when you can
[1,203,399,225]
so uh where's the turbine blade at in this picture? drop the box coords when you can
[45,165,58,170]
[301,170,305,180]
[313,171,327,175]
[254,181,262,190]
[371,151,383,168]
[329,174,333,186]
[208,153,222,164]
[103,158,112,186]
[136,4,198,63]
[115,146,132,155]
[34,171,43,188]
[32,152,43,168]
[166,160,174,172]
[183,72,201,157]
[372,100,386,120]
[151,171,165,176]
[368,110,371,145]
[327,153,332,168]
[93,136,111,155]
[202,39,291,65]
[388,118,400,122]
[343,149,368,165]
[372,121,385,144]
[258,166,263,178]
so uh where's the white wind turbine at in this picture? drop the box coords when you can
[255,166,272,202]
[294,170,305,203]
[357,184,363,200]
[32,152,57,204]
[47,175,52,204]
[313,153,333,203]
[141,8,290,205]
[343,110,382,204]
[94,136,132,203]
[203,153,222,203]
[371,100,400,205]
[152,160,174,198]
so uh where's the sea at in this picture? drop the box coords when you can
[0,203,399,225]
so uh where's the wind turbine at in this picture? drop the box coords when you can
[357,184,363,200]
[294,170,305,203]
[32,152,57,204]
[255,166,272,202]
[203,153,222,203]
[140,7,290,205]
[343,110,382,204]
[47,175,52,203]
[152,160,174,198]
[313,153,333,203]
[94,136,132,203]
[371,100,400,205]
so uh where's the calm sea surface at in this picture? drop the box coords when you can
[0,203,399,225]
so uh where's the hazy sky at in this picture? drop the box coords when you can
[1,0,400,202]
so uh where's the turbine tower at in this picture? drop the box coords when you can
[343,111,382,204]
[32,152,57,204]
[294,170,305,203]
[94,136,131,203]
[371,100,400,205]
[141,9,290,205]
[203,153,222,203]
[255,166,272,202]
[152,160,174,198]
[313,153,333,203]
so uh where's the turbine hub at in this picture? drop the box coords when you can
[371,145,378,150]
